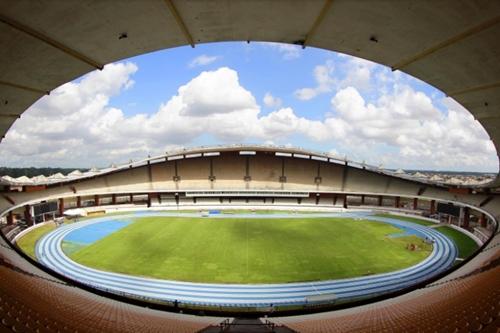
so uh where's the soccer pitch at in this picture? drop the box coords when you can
[68,216,432,284]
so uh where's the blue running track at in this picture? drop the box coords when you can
[36,211,457,307]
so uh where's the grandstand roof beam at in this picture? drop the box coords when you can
[474,114,500,121]
[0,114,21,119]
[164,0,195,48]
[0,80,49,95]
[448,81,500,97]
[302,0,334,49]
[391,15,500,71]
[0,14,103,70]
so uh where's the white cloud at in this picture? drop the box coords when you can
[326,86,496,170]
[288,55,498,170]
[294,60,336,100]
[295,57,377,101]
[178,67,257,117]
[261,42,302,60]
[0,65,337,167]
[0,61,496,172]
[339,57,376,92]
[263,92,282,108]
[188,54,220,68]
[0,66,274,166]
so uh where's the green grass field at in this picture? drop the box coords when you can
[69,217,432,284]
[374,213,436,226]
[175,209,325,215]
[434,226,478,258]
[216,209,324,215]
[16,223,56,259]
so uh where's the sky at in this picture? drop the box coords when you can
[0,42,497,172]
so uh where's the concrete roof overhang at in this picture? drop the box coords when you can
[1,0,500,184]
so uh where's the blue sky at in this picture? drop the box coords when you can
[111,42,445,119]
[111,43,332,117]
[0,42,497,172]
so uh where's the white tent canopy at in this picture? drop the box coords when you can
[63,208,88,217]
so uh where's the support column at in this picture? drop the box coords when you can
[378,195,383,206]
[112,194,117,205]
[430,200,436,215]
[7,211,13,225]
[147,193,152,208]
[479,213,487,228]
[77,196,81,208]
[413,198,418,210]
[129,194,133,203]
[315,193,320,205]
[24,205,33,226]
[94,194,100,206]
[395,196,400,208]
[343,195,348,209]
[58,198,64,216]
[462,207,470,229]
[333,194,337,206]
[361,195,365,205]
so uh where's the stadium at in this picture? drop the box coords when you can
[0,1,499,332]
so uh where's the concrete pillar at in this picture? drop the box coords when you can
[112,194,117,205]
[343,195,348,209]
[94,194,100,206]
[361,195,365,205]
[413,198,418,210]
[395,196,400,208]
[333,194,337,206]
[7,211,13,225]
[315,193,320,205]
[147,193,152,208]
[58,198,64,216]
[463,207,470,229]
[24,205,33,226]
[479,213,487,228]
[430,200,436,215]
[77,196,81,208]
[378,195,383,206]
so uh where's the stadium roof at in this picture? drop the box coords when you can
[0,144,487,188]
[1,0,499,185]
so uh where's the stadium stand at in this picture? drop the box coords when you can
[1,147,499,332]
[271,252,500,333]
[1,0,500,331]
